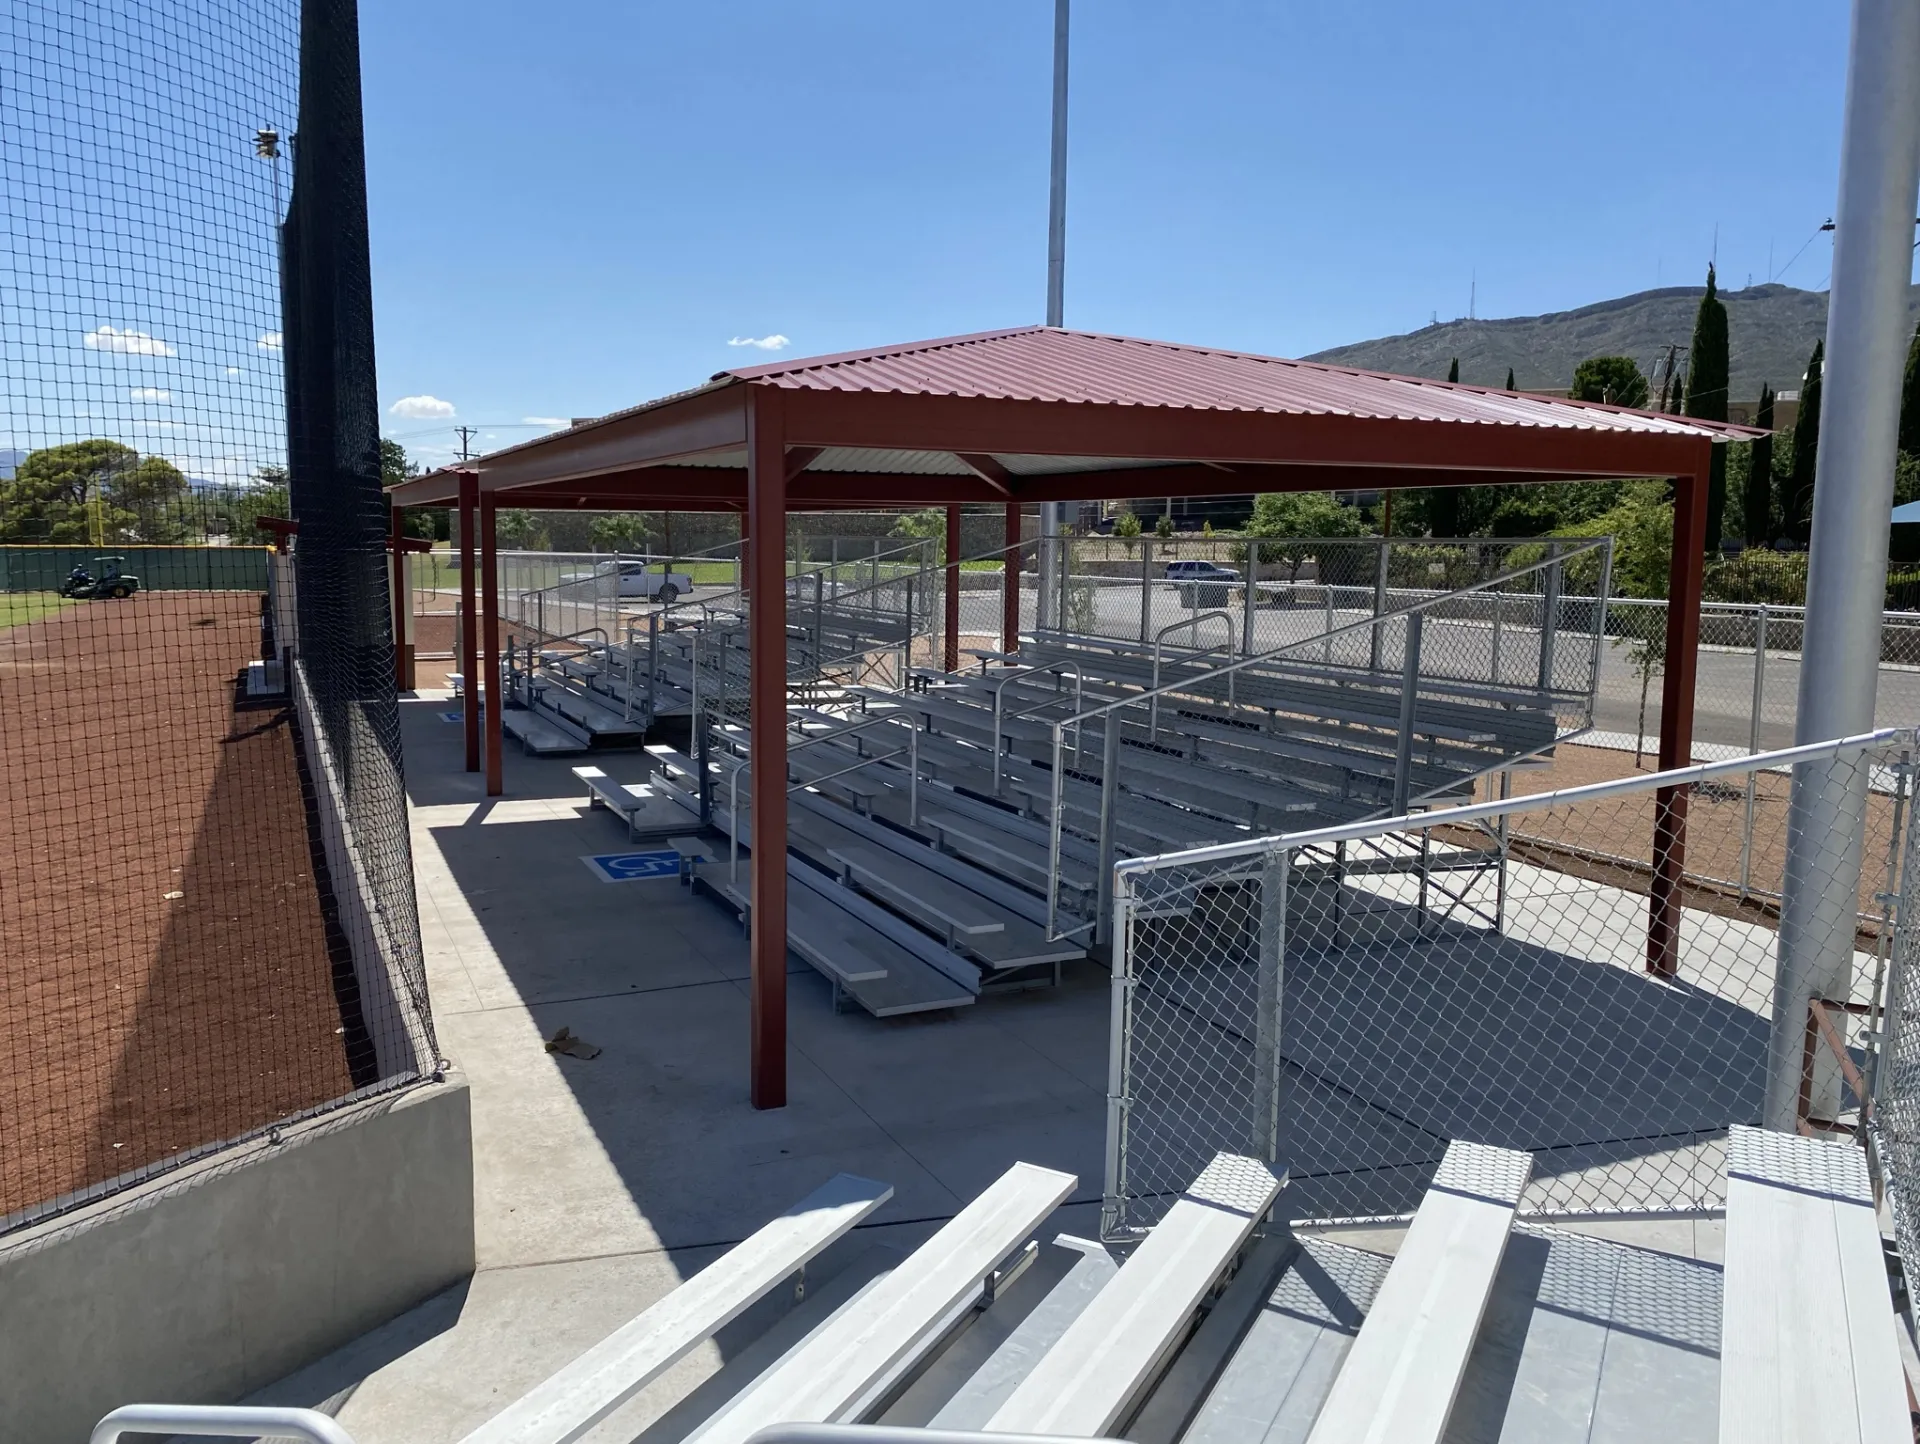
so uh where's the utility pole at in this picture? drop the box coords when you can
[1038,0,1070,630]
[455,425,478,462]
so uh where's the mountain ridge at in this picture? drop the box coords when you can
[1303,282,1920,401]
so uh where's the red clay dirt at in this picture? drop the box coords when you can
[0,592,352,1220]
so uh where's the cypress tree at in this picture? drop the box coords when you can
[1900,319,1920,455]
[1745,384,1775,546]
[1505,367,1516,391]
[1684,265,1731,552]
[1788,341,1824,545]
[1428,359,1462,535]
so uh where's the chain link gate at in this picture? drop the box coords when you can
[1104,729,1917,1239]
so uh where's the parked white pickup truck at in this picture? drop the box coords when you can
[614,562,693,603]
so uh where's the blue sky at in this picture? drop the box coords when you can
[1,2,1866,480]
[364,3,1865,466]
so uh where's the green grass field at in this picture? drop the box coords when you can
[1,591,78,630]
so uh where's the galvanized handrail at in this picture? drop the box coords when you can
[1149,609,1238,738]
[1038,537,1615,942]
[991,661,1084,795]
[93,1404,358,1444]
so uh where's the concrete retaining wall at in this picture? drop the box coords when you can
[0,1072,474,1444]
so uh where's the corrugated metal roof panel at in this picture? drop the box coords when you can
[725,327,1758,438]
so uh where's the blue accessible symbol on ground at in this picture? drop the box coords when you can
[581,850,681,883]
[440,711,463,723]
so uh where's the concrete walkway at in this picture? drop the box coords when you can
[241,695,1734,1443]
[247,696,1112,1443]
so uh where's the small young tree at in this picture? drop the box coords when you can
[1113,509,1142,555]
[1620,622,1666,768]
[1154,512,1174,540]
[1446,357,1460,383]
[1505,367,1516,391]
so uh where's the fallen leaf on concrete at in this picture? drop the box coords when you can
[544,1025,601,1060]
[163,890,184,900]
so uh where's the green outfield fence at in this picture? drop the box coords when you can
[0,546,268,593]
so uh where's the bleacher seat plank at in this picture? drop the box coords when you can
[987,1153,1284,1437]
[1302,1140,1531,1444]
[1718,1125,1909,1444]
[683,1162,1077,1444]
[457,1172,891,1444]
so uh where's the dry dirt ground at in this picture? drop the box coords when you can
[0,591,353,1220]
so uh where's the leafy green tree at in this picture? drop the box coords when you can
[1244,490,1367,579]
[495,509,544,548]
[1900,321,1920,456]
[1569,356,1651,409]
[1154,512,1174,540]
[890,507,945,543]
[1745,386,1775,545]
[226,464,291,539]
[1787,340,1824,545]
[589,513,652,552]
[379,438,417,489]
[1684,266,1731,551]
[0,439,187,543]
[1113,509,1142,555]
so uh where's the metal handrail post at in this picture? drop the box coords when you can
[1094,712,1122,947]
[1149,610,1236,738]
[1391,612,1425,813]
[1740,604,1770,897]
[1536,541,1563,691]
[1369,536,1388,670]
[1243,542,1260,657]
[1140,536,1153,643]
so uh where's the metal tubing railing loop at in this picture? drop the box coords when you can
[1150,609,1238,739]
[992,661,1084,794]
[93,1405,359,1444]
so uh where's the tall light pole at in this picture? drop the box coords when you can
[1766,0,1920,1130]
[1038,0,1070,628]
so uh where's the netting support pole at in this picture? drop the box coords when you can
[459,471,479,773]
[1002,503,1022,654]
[944,504,962,673]
[1772,0,1920,1128]
[481,490,503,797]
[1648,463,1708,977]
[748,390,789,1110]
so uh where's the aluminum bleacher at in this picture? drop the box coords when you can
[118,1133,1881,1443]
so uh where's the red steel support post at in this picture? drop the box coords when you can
[1647,465,1708,976]
[481,489,503,797]
[458,471,480,773]
[944,503,963,673]
[1003,502,1021,654]
[389,503,408,693]
[747,393,789,1109]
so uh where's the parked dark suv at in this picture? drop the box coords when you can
[1165,559,1240,607]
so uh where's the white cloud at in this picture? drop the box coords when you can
[83,325,176,357]
[390,394,455,419]
[225,366,242,376]
[523,415,569,427]
[130,386,171,401]
[728,334,790,351]
[256,331,283,351]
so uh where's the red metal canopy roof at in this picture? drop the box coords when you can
[389,326,1757,509]
[723,326,1750,436]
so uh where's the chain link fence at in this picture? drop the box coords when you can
[1,0,432,1231]
[1103,729,1915,1238]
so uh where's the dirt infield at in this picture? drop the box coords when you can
[0,592,353,1221]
